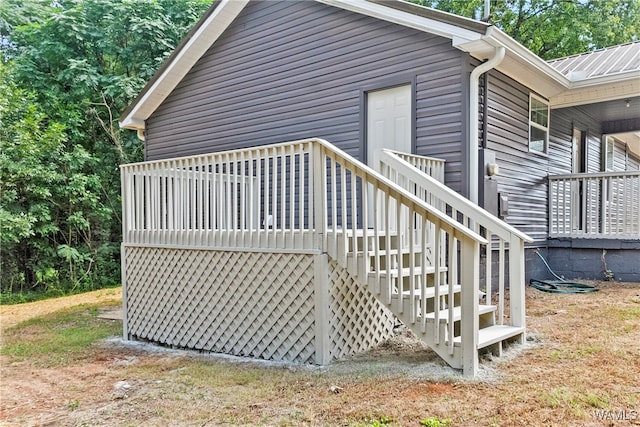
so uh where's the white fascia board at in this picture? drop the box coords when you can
[316,0,483,45]
[465,28,639,106]
[550,77,640,108]
[477,28,570,98]
[119,0,249,130]
[568,69,640,89]
[120,117,145,130]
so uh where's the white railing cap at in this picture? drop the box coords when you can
[381,149,533,243]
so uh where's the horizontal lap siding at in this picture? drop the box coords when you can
[486,78,608,243]
[548,107,602,175]
[145,0,467,190]
[613,139,629,171]
[416,55,466,193]
[485,71,548,242]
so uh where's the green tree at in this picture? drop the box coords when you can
[0,63,101,293]
[0,0,210,297]
[412,0,640,59]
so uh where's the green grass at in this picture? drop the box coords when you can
[420,417,452,427]
[0,304,122,367]
[543,387,610,412]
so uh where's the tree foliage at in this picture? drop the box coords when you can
[412,0,640,59]
[0,0,210,298]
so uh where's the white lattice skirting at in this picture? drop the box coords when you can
[123,247,395,364]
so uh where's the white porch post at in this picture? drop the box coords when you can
[509,235,526,342]
[121,243,129,340]
[314,253,330,365]
[461,238,480,377]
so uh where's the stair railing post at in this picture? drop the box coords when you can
[313,252,331,365]
[460,236,480,377]
[312,141,327,252]
[508,234,526,336]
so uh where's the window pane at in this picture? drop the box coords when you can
[530,98,548,127]
[529,126,546,152]
[606,138,614,170]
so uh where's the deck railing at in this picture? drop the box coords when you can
[121,141,317,249]
[549,171,640,239]
[121,138,489,375]
[383,150,446,183]
[378,149,533,329]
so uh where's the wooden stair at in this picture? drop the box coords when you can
[329,230,525,371]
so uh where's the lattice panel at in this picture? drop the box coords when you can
[124,247,316,364]
[328,260,396,360]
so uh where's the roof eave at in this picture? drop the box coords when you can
[118,0,637,132]
[458,27,570,99]
[316,0,486,45]
[550,71,640,108]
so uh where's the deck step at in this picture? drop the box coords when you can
[425,304,496,323]
[453,325,525,349]
[370,265,447,278]
[350,247,426,257]
[393,284,461,299]
[333,229,399,237]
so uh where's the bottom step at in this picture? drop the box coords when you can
[453,325,525,349]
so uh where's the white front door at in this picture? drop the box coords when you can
[366,85,413,232]
[367,85,412,171]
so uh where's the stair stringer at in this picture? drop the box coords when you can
[328,251,464,370]
[326,258,397,362]
[387,299,464,369]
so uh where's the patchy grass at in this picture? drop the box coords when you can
[1,281,639,426]
[1,304,122,367]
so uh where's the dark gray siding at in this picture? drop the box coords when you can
[415,54,470,193]
[145,0,469,193]
[586,133,601,173]
[548,106,604,175]
[483,70,614,244]
[629,151,640,170]
[612,138,636,171]
[484,70,549,242]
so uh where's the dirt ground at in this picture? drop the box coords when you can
[1,281,639,426]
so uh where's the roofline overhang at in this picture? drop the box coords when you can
[457,27,570,100]
[457,27,640,107]
[317,0,488,44]
[119,0,638,131]
[549,70,640,108]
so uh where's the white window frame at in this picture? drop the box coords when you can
[604,136,615,171]
[528,93,550,154]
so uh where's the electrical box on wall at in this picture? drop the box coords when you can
[499,192,509,218]
[479,148,498,216]
[484,179,498,216]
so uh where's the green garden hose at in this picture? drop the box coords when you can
[528,278,599,294]
[529,250,599,293]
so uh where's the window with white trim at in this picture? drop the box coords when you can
[605,136,614,171]
[529,94,549,153]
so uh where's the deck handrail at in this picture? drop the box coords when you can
[382,150,446,183]
[378,149,532,332]
[120,138,486,248]
[379,149,532,243]
[312,139,486,243]
[549,170,640,180]
[549,171,640,239]
[302,138,486,376]
[121,137,490,376]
